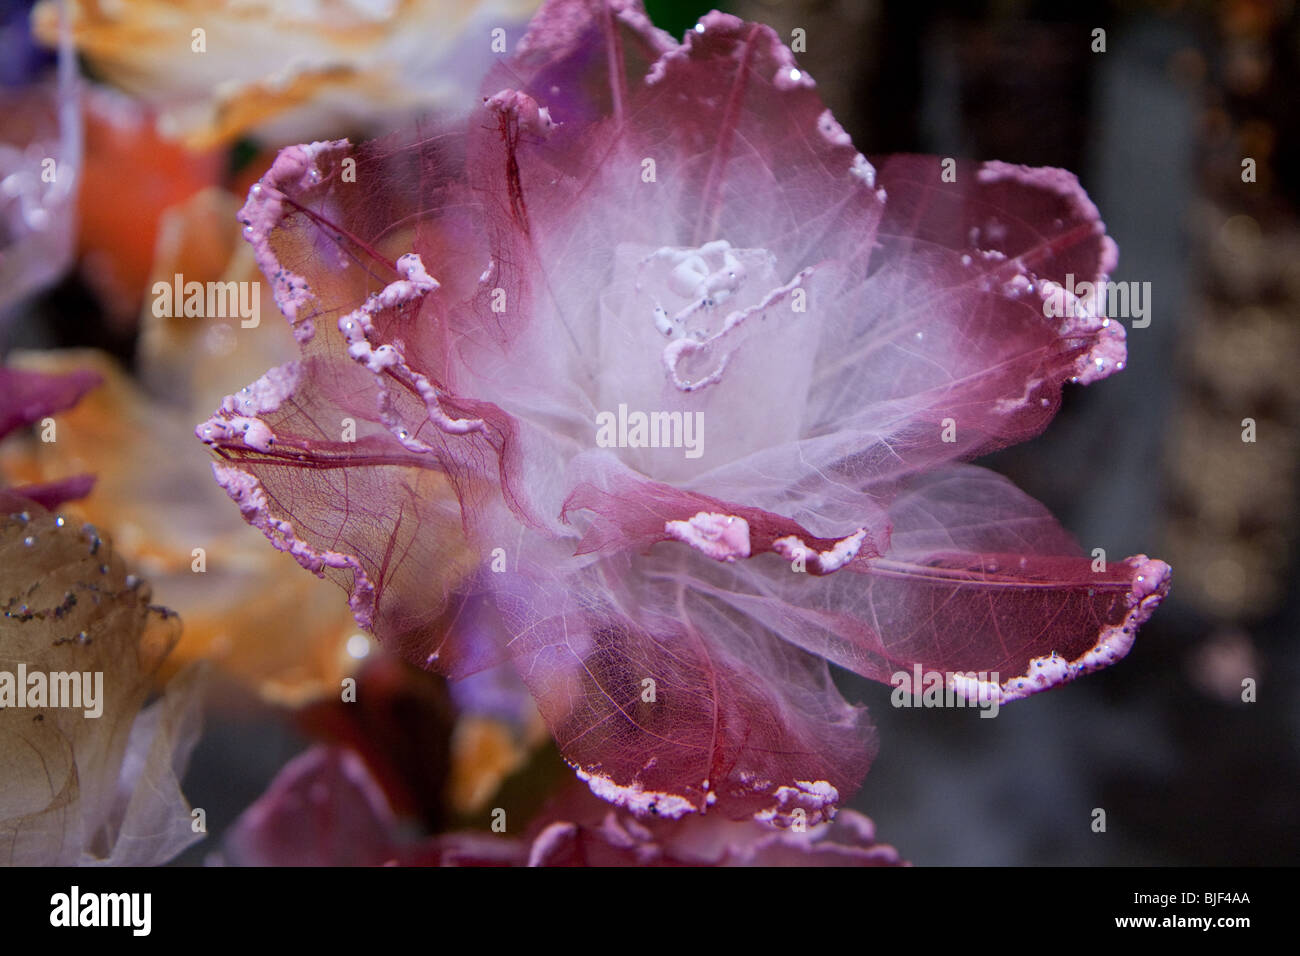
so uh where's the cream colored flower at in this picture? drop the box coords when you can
[32,0,541,148]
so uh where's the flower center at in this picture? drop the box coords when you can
[593,239,816,482]
[639,240,774,344]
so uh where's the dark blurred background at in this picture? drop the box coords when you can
[702,0,1299,865]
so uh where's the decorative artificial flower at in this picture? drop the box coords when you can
[199,0,1171,824]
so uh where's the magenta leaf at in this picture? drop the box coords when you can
[7,473,95,510]
[1,365,99,506]
[0,365,100,441]
[200,0,1170,824]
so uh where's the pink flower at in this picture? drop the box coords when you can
[200,0,1169,824]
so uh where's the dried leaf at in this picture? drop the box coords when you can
[0,503,201,865]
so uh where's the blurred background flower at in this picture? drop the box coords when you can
[31,0,541,149]
[0,0,79,320]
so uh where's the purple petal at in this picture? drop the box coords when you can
[0,366,100,442]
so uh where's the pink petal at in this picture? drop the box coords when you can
[0,365,100,441]
[561,459,888,570]
[486,558,876,821]
[654,465,1171,702]
[7,474,95,509]
[199,358,499,672]
[526,784,905,866]
[224,746,399,867]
